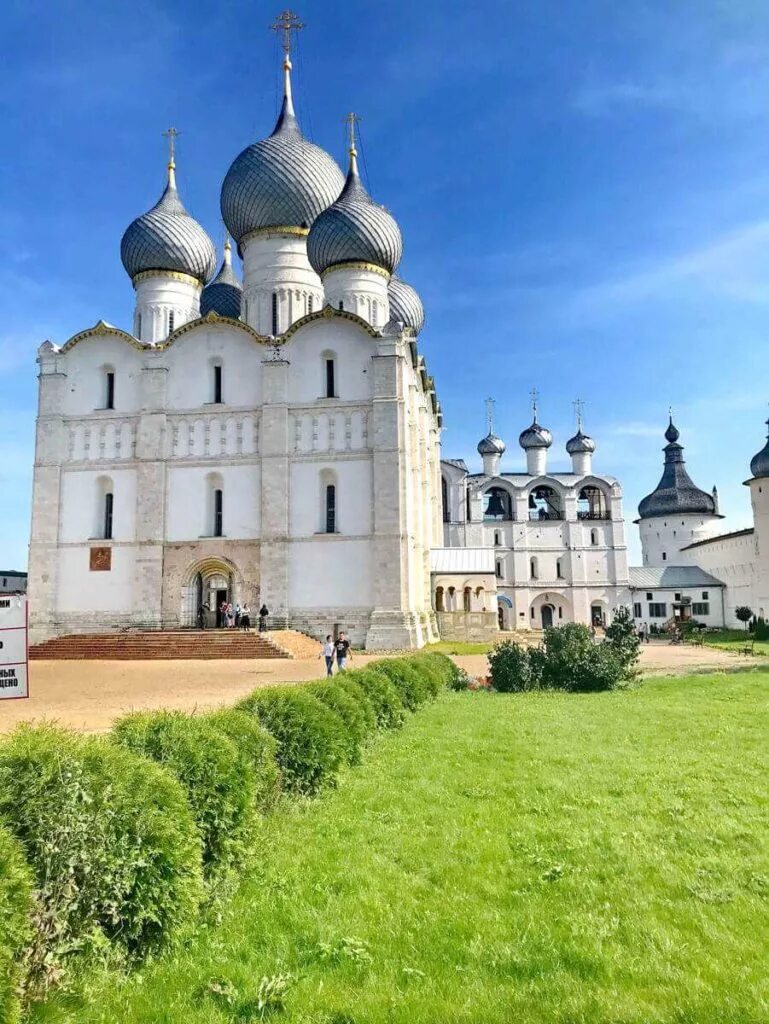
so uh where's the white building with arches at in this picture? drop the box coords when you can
[27,40,442,649]
[437,407,630,635]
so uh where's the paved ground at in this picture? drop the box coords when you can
[0,641,752,735]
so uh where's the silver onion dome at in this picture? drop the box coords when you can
[200,240,242,319]
[307,144,403,277]
[519,420,553,450]
[220,60,344,244]
[750,419,769,479]
[120,166,216,284]
[388,275,425,335]
[478,433,506,456]
[566,429,596,455]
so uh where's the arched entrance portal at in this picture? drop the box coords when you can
[541,604,555,629]
[180,557,241,628]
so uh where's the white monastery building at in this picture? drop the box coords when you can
[26,12,769,646]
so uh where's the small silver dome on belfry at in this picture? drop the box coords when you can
[307,117,403,277]
[478,433,506,456]
[388,275,425,335]
[220,44,344,244]
[566,403,596,455]
[120,132,216,285]
[519,390,552,450]
[750,417,769,479]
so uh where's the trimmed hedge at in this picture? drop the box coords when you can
[0,825,32,1023]
[374,658,432,710]
[333,675,378,734]
[112,711,254,881]
[0,725,203,997]
[205,709,281,812]
[308,681,372,764]
[346,668,406,730]
[237,689,347,796]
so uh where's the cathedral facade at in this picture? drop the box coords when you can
[27,40,442,649]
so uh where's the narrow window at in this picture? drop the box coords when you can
[442,477,450,523]
[494,531,501,546]
[272,292,278,335]
[633,602,642,617]
[558,606,563,619]
[496,561,502,578]
[325,484,336,534]
[325,358,335,398]
[702,591,709,601]
[591,529,598,546]
[662,551,667,561]
[104,492,114,540]
[213,364,223,404]
[136,313,142,337]
[213,489,223,537]
[308,294,314,314]
[338,300,344,311]
[463,587,471,612]
[530,558,537,580]
[105,371,115,410]
[168,309,175,332]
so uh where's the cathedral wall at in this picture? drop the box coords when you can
[165,465,261,541]
[59,468,138,543]
[61,339,142,416]
[289,459,372,537]
[164,324,264,409]
[288,539,371,609]
[55,545,135,616]
[286,319,373,404]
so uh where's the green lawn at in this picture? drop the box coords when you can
[34,673,769,1023]
[701,629,769,657]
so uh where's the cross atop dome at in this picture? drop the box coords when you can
[271,9,304,57]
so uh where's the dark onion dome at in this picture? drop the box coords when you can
[307,143,403,277]
[566,429,596,455]
[200,239,242,318]
[638,417,718,519]
[519,419,553,450]
[750,418,769,479]
[478,432,506,456]
[388,275,425,335]
[121,163,216,284]
[220,57,344,244]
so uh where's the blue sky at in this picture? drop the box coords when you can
[2,0,769,569]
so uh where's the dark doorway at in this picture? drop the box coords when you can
[541,605,554,629]
[216,588,228,627]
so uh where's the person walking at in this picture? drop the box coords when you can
[319,635,335,677]
[259,604,269,632]
[240,602,251,631]
[334,631,352,671]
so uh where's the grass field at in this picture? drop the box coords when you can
[701,629,769,657]
[33,672,769,1023]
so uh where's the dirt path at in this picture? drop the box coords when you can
[0,642,752,735]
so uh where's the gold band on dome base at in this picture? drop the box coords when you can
[132,269,203,289]
[241,225,310,244]
[320,261,391,281]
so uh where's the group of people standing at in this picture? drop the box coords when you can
[319,633,352,676]
[214,602,270,631]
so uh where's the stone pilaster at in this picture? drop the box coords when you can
[259,355,290,627]
[27,344,66,642]
[134,357,168,628]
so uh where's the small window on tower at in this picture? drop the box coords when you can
[104,492,114,540]
[213,364,223,404]
[325,358,335,398]
[105,371,115,410]
[168,310,175,332]
[272,292,278,336]
[662,552,667,561]
[213,489,223,537]
[308,294,314,314]
[338,300,344,311]
[325,484,336,534]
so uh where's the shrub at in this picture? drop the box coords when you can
[755,617,769,641]
[488,640,540,693]
[541,624,623,693]
[205,709,281,812]
[0,725,203,997]
[346,668,406,730]
[112,711,253,882]
[604,606,640,674]
[0,825,32,1022]
[415,651,462,693]
[308,681,370,765]
[333,676,378,733]
[735,606,753,631]
[237,689,347,796]
[374,658,431,710]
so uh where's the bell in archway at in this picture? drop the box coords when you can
[486,491,506,518]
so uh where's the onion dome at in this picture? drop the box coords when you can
[566,429,596,455]
[220,56,344,244]
[388,276,425,335]
[200,238,242,318]
[120,159,216,284]
[638,416,718,519]
[519,419,553,450]
[307,128,403,277]
[478,433,506,456]
[750,418,769,479]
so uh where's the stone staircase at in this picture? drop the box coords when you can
[29,629,291,661]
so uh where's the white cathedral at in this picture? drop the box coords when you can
[26,17,769,647]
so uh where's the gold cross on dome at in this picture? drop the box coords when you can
[343,111,362,153]
[271,9,304,56]
[162,126,180,165]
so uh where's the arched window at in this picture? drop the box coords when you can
[530,557,538,580]
[556,558,563,579]
[100,367,115,410]
[338,300,344,311]
[435,586,444,612]
[168,309,175,333]
[494,531,501,546]
[529,486,562,521]
[322,353,336,398]
[463,587,472,612]
[103,491,114,540]
[213,489,223,537]
[496,560,503,578]
[484,487,512,520]
[271,292,279,335]
[325,485,336,533]
[590,529,598,546]
[441,477,450,523]
[577,486,609,520]
[447,586,456,611]
[206,473,224,537]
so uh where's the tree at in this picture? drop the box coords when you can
[605,606,640,674]
[735,606,753,631]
